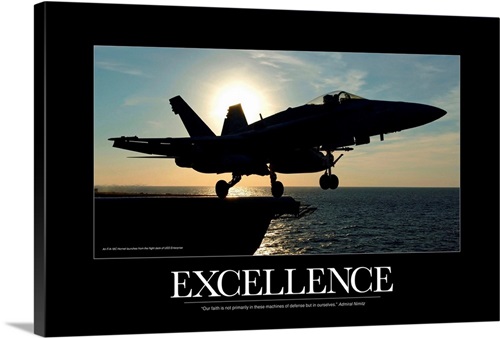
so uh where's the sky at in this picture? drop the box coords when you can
[94,47,460,188]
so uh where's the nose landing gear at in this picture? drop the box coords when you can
[320,172,339,190]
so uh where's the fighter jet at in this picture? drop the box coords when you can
[109,90,446,198]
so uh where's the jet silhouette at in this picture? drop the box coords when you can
[109,90,446,198]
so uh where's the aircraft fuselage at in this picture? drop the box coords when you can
[246,98,446,151]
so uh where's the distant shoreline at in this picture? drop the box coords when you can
[94,191,211,198]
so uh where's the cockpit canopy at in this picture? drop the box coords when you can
[307,90,365,106]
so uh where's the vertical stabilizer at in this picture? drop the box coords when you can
[169,95,216,137]
[221,104,249,135]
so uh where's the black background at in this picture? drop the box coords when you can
[34,2,499,337]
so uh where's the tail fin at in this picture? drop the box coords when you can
[169,95,215,137]
[221,104,249,135]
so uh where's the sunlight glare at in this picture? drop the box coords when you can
[211,82,264,125]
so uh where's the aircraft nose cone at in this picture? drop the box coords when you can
[390,102,447,129]
[374,101,447,133]
[425,104,447,121]
[413,103,447,125]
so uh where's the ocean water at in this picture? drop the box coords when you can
[256,187,460,255]
[95,186,460,255]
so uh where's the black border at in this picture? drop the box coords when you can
[35,2,499,337]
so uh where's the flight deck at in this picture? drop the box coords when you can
[94,193,314,258]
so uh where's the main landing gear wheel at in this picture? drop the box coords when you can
[271,181,284,198]
[269,167,284,198]
[215,174,242,199]
[215,180,230,199]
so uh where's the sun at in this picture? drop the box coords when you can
[211,82,264,126]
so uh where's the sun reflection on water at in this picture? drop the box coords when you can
[225,186,268,197]
[255,220,297,256]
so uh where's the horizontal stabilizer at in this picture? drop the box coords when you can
[110,136,189,158]
[170,95,215,137]
[221,104,249,135]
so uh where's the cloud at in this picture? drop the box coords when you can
[314,69,367,93]
[249,50,311,69]
[247,50,321,86]
[247,50,368,95]
[415,62,445,75]
[96,61,148,77]
[122,96,147,107]
[122,96,169,107]
[432,85,460,114]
